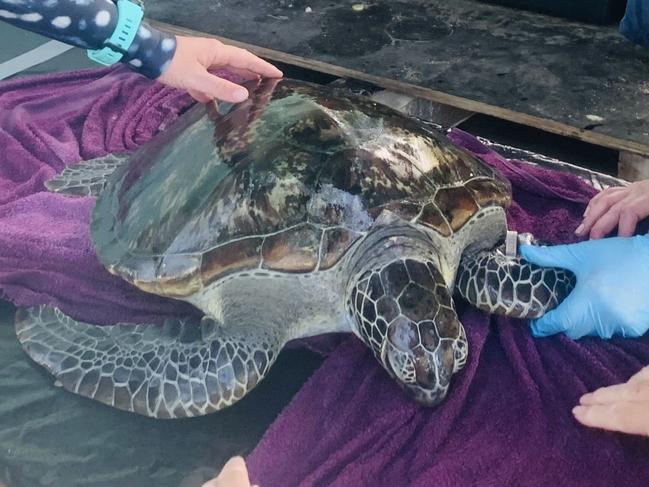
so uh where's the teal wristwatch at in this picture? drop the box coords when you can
[87,0,144,66]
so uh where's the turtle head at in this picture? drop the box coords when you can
[380,303,468,407]
[349,258,468,407]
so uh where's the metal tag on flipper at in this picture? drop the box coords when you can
[505,230,518,258]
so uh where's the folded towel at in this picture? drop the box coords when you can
[0,66,198,324]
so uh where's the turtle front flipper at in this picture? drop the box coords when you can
[46,153,130,197]
[15,305,281,418]
[456,247,576,319]
[348,258,468,407]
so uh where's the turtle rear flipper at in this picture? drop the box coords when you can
[456,248,576,319]
[45,153,130,197]
[15,305,281,418]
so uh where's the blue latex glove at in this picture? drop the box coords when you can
[519,235,649,339]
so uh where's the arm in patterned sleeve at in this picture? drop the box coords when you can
[0,0,176,78]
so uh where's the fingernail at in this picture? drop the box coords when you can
[579,393,592,404]
[575,224,584,235]
[572,405,585,416]
[233,89,248,102]
[224,456,246,469]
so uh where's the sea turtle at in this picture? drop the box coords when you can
[15,78,575,419]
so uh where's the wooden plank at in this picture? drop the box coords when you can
[619,151,649,181]
[370,90,475,128]
[146,0,649,157]
[328,78,475,127]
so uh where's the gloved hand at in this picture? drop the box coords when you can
[519,235,649,339]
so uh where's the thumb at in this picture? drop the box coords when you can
[205,456,250,487]
[519,243,581,273]
[187,69,249,103]
[529,286,589,339]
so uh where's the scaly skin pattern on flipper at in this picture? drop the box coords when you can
[15,306,282,418]
[455,248,576,319]
[45,154,131,197]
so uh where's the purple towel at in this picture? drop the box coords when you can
[1,68,648,487]
[0,66,202,324]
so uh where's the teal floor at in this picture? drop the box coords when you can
[0,24,96,78]
[0,24,324,487]
[0,301,322,487]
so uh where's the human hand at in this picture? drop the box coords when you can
[158,36,283,103]
[519,235,649,339]
[573,365,649,436]
[575,180,649,239]
[201,457,258,487]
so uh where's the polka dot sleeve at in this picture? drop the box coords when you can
[0,0,176,79]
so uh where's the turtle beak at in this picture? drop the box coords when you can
[380,333,452,408]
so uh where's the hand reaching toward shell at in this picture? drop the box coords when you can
[201,457,258,487]
[574,366,649,436]
[158,36,283,103]
[575,180,649,239]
